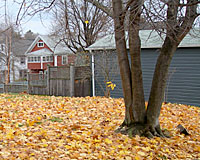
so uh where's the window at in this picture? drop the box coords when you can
[0,44,5,52]
[28,56,41,63]
[37,42,44,47]
[20,57,25,64]
[43,56,46,62]
[46,56,49,62]
[37,57,40,62]
[62,55,68,65]
[50,56,53,61]
[19,70,27,79]
[42,56,53,62]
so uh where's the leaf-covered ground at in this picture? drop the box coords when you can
[0,94,199,160]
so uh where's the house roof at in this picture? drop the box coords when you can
[86,29,200,50]
[28,48,53,56]
[12,39,34,56]
[0,36,34,57]
[25,35,73,55]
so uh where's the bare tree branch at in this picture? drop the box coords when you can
[16,0,56,25]
[85,0,113,17]
[16,0,26,25]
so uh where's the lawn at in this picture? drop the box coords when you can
[0,93,199,159]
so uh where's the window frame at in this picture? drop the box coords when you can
[62,55,68,65]
[42,56,53,62]
[20,57,25,65]
[28,56,41,63]
[37,42,44,48]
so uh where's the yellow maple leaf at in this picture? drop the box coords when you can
[6,129,15,140]
[36,116,42,121]
[105,138,112,144]
[135,156,141,160]
[65,145,71,149]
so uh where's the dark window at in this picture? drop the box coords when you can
[46,56,49,62]
[37,42,44,47]
[20,57,25,64]
[37,57,40,62]
[43,56,46,61]
[19,70,27,79]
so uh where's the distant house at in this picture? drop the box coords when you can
[0,37,34,83]
[12,39,35,80]
[87,29,200,107]
[25,35,76,73]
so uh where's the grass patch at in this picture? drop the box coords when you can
[48,117,63,122]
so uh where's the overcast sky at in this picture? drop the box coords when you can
[0,1,51,35]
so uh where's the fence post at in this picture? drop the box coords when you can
[47,65,50,95]
[3,83,5,93]
[27,72,30,94]
[70,64,75,97]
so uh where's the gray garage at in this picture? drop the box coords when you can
[87,30,200,107]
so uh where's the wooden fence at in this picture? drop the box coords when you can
[28,72,47,95]
[28,65,91,97]
[0,82,28,94]
[0,84,4,93]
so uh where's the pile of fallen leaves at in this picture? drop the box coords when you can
[0,94,199,160]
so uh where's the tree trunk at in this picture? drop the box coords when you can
[112,0,133,126]
[146,36,177,136]
[129,0,146,124]
[113,0,147,136]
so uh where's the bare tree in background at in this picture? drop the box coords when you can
[0,25,13,84]
[15,0,112,53]
[15,0,56,26]
[50,0,113,53]
[87,0,200,138]
[0,0,15,84]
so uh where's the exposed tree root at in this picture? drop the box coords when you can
[115,123,171,138]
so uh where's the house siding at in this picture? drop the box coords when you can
[57,56,62,66]
[94,47,200,107]
[28,63,41,70]
[43,62,54,70]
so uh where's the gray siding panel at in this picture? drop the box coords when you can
[141,50,157,101]
[94,48,200,107]
[165,48,200,106]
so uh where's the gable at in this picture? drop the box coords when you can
[31,39,53,53]
[25,35,73,55]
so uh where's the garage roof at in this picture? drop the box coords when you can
[87,29,200,50]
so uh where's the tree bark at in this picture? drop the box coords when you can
[147,36,177,133]
[129,1,146,124]
[112,0,133,126]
